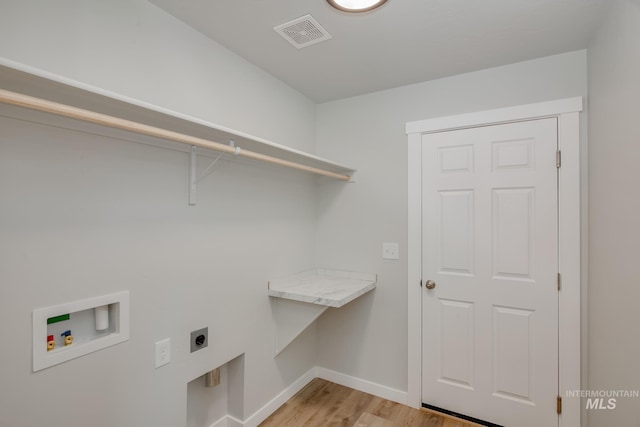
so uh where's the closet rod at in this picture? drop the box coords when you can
[0,88,351,182]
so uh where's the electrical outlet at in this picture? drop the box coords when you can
[155,338,171,368]
[190,327,208,353]
[383,242,399,260]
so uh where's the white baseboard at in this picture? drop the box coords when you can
[240,367,318,427]
[225,415,243,427]
[315,367,408,405]
[209,416,229,427]
[213,366,408,426]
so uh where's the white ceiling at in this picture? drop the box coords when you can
[149,0,611,103]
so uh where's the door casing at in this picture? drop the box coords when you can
[405,98,582,427]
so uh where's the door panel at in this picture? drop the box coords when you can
[492,187,534,279]
[439,190,474,274]
[492,305,534,402]
[439,299,475,389]
[421,118,558,427]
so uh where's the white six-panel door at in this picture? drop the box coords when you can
[421,118,559,427]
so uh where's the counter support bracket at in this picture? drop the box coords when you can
[268,269,377,357]
[272,299,328,356]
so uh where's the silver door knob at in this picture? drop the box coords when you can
[425,280,436,289]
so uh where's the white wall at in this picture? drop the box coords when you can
[315,51,588,393]
[587,1,640,425]
[0,0,316,151]
[0,1,319,426]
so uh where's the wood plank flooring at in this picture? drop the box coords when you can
[258,378,477,427]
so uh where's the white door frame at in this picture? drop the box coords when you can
[406,98,582,427]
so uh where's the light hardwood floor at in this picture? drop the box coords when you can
[258,378,478,427]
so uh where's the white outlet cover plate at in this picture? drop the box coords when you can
[155,338,171,368]
[383,242,399,260]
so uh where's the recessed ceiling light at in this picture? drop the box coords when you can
[326,0,388,13]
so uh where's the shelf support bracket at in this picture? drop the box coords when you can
[189,146,197,206]
[189,141,234,205]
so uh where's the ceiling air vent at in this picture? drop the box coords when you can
[274,14,332,49]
